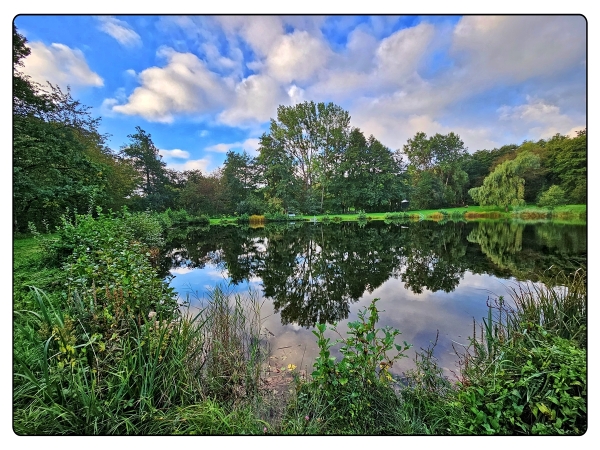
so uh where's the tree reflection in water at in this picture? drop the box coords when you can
[161,220,586,328]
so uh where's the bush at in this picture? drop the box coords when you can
[537,185,567,208]
[33,208,165,267]
[236,213,250,223]
[187,214,210,226]
[289,299,411,434]
[14,211,268,435]
[163,208,191,225]
[122,210,165,248]
[236,196,267,216]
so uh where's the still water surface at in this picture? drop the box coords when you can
[160,220,586,377]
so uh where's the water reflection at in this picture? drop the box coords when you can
[162,220,586,329]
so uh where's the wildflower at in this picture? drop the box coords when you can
[263,426,267,433]
[148,311,156,319]
[287,363,297,371]
[305,415,310,421]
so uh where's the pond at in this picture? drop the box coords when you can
[159,220,586,378]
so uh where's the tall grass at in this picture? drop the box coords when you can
[506,268,586,346]
[13,283,269,435]
[198,286,266,405]
[451,268,587,435]
[249,215,266,227]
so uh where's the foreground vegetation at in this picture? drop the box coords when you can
[13,210,586,435]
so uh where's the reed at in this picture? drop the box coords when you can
[464,211,502,219]
[249,215,266,227]
[13,284,268,434]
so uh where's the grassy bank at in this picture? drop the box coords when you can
[13,211,586,435]
[206,204,586,226]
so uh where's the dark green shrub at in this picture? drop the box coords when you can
[264,212,291,222]
[235,196,267,216]
[187,214,210,226]
[236,213,250,223]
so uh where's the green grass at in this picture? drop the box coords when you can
[13,283,271,435]
[202,205,586,225]
[13,235,42,265]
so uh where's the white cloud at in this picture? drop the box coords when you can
[97,16,584,156]
[205,138,260,155]
[159,149,190,159]
[97,16,142,47]
[498,97,584,140]
[451,16,586,85]
[166,158,212,173]
[125,69,136,77]
[287,85,305,104]
[565,126,586,138]
[112,47,233,122]
[343,26,380,72]
[218,74,288,126]
[317,16,586,153]
[215,16,285,57]
[307,22,443,108]
[21,41,103,89]
[351,98,500,154]
[375,22,435,84]
[265,30,330,83]
[202,42,243,75]
[100,97,119,116]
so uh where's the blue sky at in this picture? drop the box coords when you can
[14,14,587,174]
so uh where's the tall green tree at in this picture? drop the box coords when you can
[256,133,301,213]
[178,169,227,216]
[120,127,175,211]
[13,24,51,117]
[258,101,351,213]
[13,26,112,231]
[333,128,406,212]
[463,144,519,194]
[545,130,586,204]
[402,132,469,209]
[221,150,258,211]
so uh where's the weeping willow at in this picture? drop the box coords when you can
[469,152,540,207]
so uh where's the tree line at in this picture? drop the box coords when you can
[13,25,586,233]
